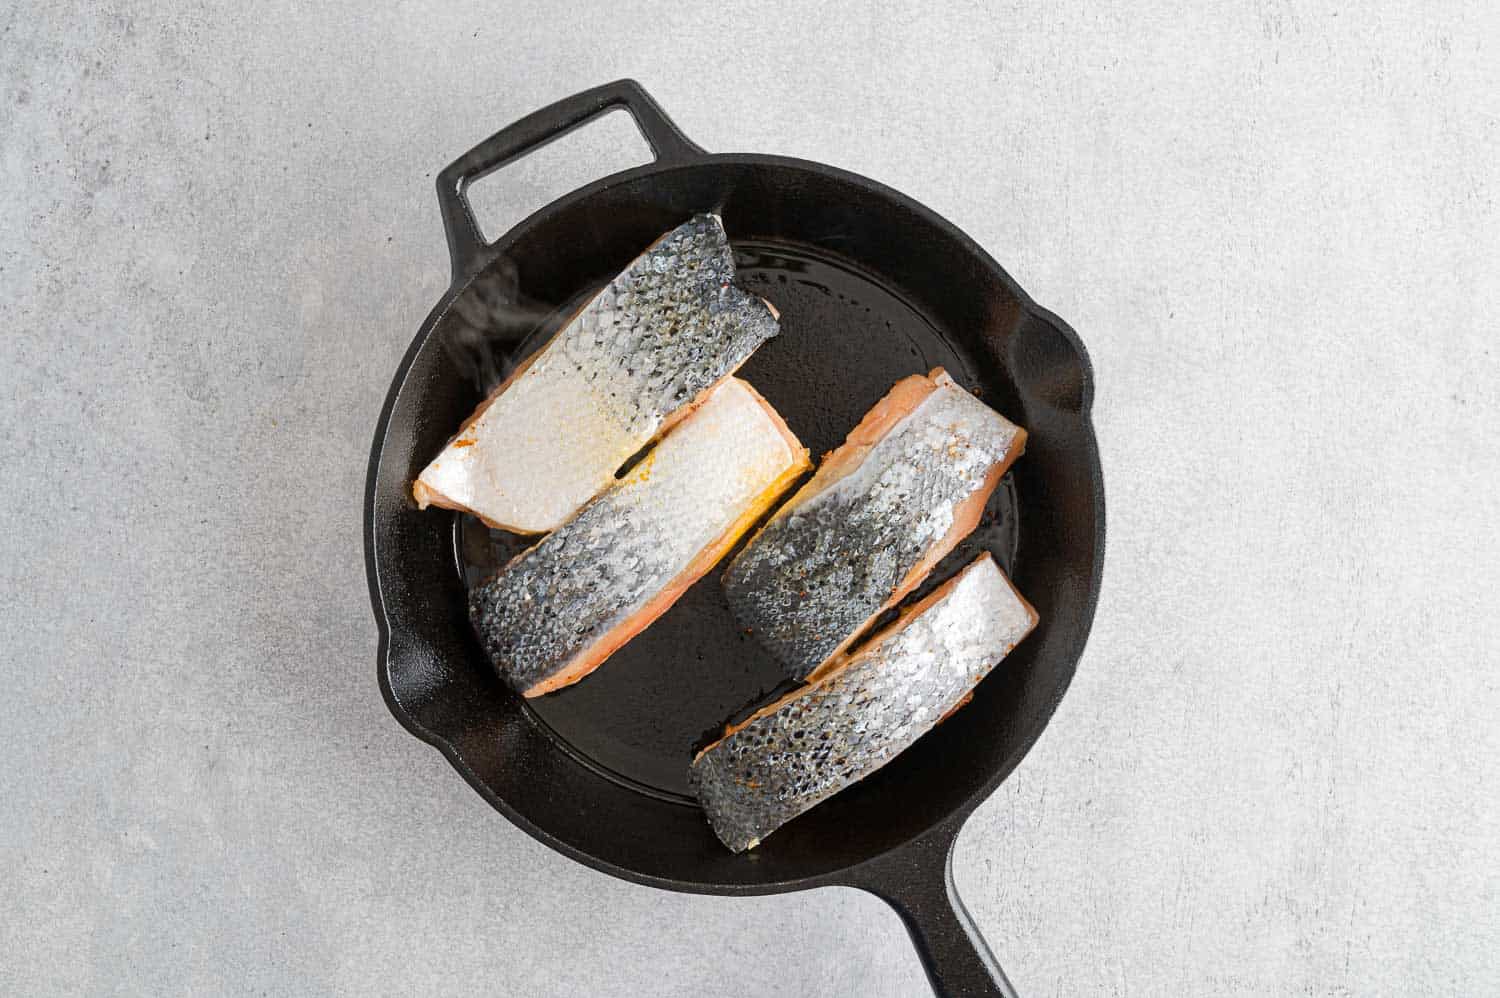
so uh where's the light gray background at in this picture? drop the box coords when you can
[3,2,1497,995]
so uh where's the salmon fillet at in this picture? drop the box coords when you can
[692,553,1038,853]
[415,214,780,534]
[721,368,1026,681]
[469,379,810,697]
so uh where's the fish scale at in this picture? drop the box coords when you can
[563,215,752,432]
[691,554,1037,853]
[416,214,778,534]
[469,379,809,697]
[722,373,1024,680]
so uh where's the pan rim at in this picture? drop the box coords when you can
[365,152,1105,894]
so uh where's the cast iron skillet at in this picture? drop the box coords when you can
[365,80,1103,997]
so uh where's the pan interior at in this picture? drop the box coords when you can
[453,240,1021,803]
[374,157,1099,889]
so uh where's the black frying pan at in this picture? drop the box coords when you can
[365,80,1104,997]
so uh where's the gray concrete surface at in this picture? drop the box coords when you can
[3,2,1497,995]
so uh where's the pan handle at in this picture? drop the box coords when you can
[850,824,1019,998]
[435,78,705,281]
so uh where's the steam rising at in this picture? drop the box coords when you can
[442,254,563,393]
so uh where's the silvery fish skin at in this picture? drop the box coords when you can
[692,554,1037,853]
[470,379,809,697]
[415,214,779,534]
[722,369,1025,681]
